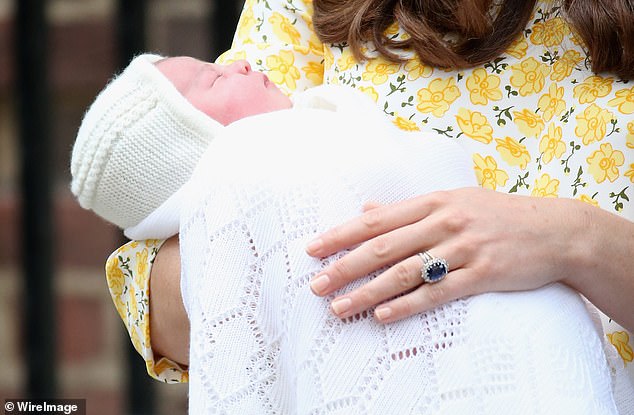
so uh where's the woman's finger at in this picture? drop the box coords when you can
[329,246,465,318]
[329,255,423,318]
[373,268,476,323]
[309,219,439,296]
[362,201,383,212]
[305,193,445,257]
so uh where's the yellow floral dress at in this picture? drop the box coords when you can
[106,0,633,387]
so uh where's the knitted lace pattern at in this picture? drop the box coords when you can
[180,109,617,414]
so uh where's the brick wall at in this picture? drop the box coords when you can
[0,1,243,413]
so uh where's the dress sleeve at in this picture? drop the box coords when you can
[216,0,325,95]
[105,239,189,383]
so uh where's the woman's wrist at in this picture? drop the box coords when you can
[558,199,634,330]
[552,198,597,288]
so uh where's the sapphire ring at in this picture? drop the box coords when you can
[418,251,448,284]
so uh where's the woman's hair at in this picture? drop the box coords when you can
[312,0,634,79]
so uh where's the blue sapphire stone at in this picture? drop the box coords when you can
[425,260,448,283]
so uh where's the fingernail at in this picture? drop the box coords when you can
[310,274,330,295]
[331,297,352,316]
[375,306,392,321]
[306,238,323,255]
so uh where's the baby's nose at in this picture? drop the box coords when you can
[228,60,251,74]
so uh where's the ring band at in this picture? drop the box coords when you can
[418,251,448,283]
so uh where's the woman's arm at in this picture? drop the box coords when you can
[306,188,634,331]
[105,238,188,382]
[149,235,189,366]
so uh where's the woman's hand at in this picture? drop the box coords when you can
[305,187,594,324]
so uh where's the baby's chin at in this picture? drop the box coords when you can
[269,88,293,109]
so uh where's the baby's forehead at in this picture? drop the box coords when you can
[155,56,206,92]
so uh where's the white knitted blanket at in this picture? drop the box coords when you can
[173,106,617,414]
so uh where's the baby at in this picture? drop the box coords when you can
[71,55,618,414]
[71,54,291,234]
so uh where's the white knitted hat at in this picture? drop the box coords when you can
[70,54,223,230]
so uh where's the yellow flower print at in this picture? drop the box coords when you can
[300,13,324,57]
[154,358,179,379]
[578,194,600,208]
[404,59,433,81]
[266,50,301,90]
[465,68,502,105]
[496,137,531,169]
[569,31,583,46]
[303,61,324,85]
[180,371,189,383]
[116,243,130,255]
[510,57,550,96]
[128,285,143,352]
[531,173,560,198]
[269,12,302,45]
[307,35,323,57]
[627,121,634,149]
[550,50,583,82]
[507,35,528,59]
[416,77,461,117]
[385,21,400,37]
[607,331,634,366]
[573,75,613,104]
[575,103,615,145]
[455,108,494,144]
[146,239,162,248]
[136,248,149,287]
[323,48,334,70]
[513,109,545,138]
[625,164,634,183]
[529,17,569,47]
[393,115,420,132]
[586,142,625,183]
[362,59,401,85]
[539,123,566,164]
[608,86,634,115]
[106,256,126,312]
[236,7,256,43]
[473,154,509,190]
[359,86,379,103]
[217,51,248,66]
[337,50,357,71]
[537,83,566,122]
[107,256,125,296]
[129,241,139,249]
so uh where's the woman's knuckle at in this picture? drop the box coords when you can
[361,209,382,231]
[443,209,471,232]
[331,259,352,279]
[425,284,448,308]
[370,236,391,259]
[400,295,417,316]
[426,190,450,207]
[326,225,344,245]
[356,287,376,305]
[393,263,414,288]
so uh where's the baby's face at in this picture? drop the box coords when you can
[156,57,292,125]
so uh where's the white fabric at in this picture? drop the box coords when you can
[127,85,380,240]
[175,105,618,414]
[70,54,223,231]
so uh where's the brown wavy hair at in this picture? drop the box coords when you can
[312,0,634,79]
